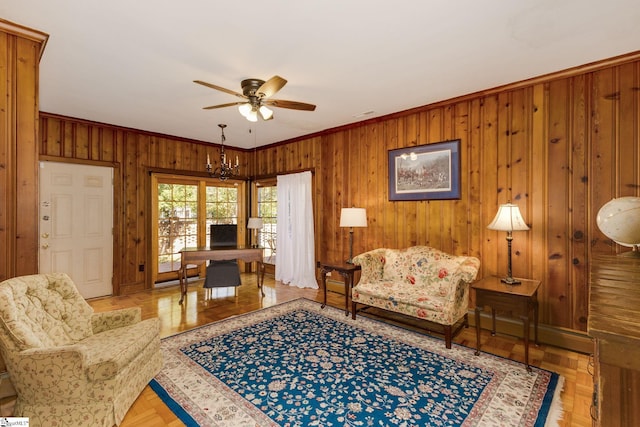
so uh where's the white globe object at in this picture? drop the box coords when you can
[596,197,640,247]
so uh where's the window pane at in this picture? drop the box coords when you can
[156,183,198,274]
[205,184,239,247]
[257,185,277,264]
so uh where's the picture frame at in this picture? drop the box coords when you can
[388,140,461,201]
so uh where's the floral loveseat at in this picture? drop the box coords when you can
[0,273,163,427]
[351,246,480,348]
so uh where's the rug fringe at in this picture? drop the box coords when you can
[545,375,565,427]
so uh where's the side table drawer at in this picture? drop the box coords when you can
[476,290,529,313]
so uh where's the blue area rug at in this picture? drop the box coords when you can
[151,298,563,426]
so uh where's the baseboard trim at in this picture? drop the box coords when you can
[468,310,593,354]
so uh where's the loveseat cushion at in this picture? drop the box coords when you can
[378,246,474,293]
[81,317,160,381]
[354,280,447,313]
[0,273,94,350]
[381,249,412,282]
[405,248,474,296]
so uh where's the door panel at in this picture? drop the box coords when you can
[40,162,114,298]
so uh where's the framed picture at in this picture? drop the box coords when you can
[388,140,461,201]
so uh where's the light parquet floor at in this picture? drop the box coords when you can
[6,274,594,426]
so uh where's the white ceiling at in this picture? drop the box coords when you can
[2,1,639,149]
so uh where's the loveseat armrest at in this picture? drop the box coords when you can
[91,307,141,334]
[352,248,387,283]
[441,256,480,320]
[458,256,481,283]
[13,345,95,402]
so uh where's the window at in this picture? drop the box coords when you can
[205,185,238,247]
[257,182,277,264]
[157,183,198,274]
[152,174,245,284]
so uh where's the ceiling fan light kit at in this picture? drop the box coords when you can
[238,104,273,122]
[195,75,316,122]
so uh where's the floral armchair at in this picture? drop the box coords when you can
[351,246,480,348]
[0,273,163,427]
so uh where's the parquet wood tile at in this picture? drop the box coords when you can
[3,274,594,426]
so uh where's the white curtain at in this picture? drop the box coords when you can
[275,171,318,289]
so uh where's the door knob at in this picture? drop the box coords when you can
[41,243,49,249]
[41,233,49,238]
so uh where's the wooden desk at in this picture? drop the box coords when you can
[317,261,361,315]
[472,275,541,372]
[179,247,265,304]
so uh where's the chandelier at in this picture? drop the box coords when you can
[206,124,239,180]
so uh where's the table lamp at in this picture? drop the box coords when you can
[247,217,263,248]
[340,207,367,264]
[487,203,530,284]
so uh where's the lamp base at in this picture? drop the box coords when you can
[345,258,354,265]
[501,276,521,285]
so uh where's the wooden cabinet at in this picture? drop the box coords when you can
[588,254,640,426]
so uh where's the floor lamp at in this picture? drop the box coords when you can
[340,207,367,264]
[487,203,530,284]
[247,217,263,248]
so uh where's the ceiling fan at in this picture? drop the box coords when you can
[194,75,316,122]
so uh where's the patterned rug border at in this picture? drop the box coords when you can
[153,297,564,426]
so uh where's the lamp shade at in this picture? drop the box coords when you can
[259,105,273,120]
[238,103,252,117]
[340,208,367,228]
[246,109,258,122]
[247,217,263,229]
[487,203,530,231]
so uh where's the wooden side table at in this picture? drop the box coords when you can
[472,275,541,372]
[317,261,361,315]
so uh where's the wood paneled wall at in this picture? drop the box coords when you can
[257,52,640,333]
[0,20,47,281]
[35,52,640,334]
[0,19,48,374]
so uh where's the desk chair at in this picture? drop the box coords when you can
[204,224,241,289]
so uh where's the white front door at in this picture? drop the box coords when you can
[39,162,114,298]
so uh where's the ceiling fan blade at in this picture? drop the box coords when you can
[256,76,287,98]
[264,99,316,111]
[194,80,246,99]
[202,101,246,110]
